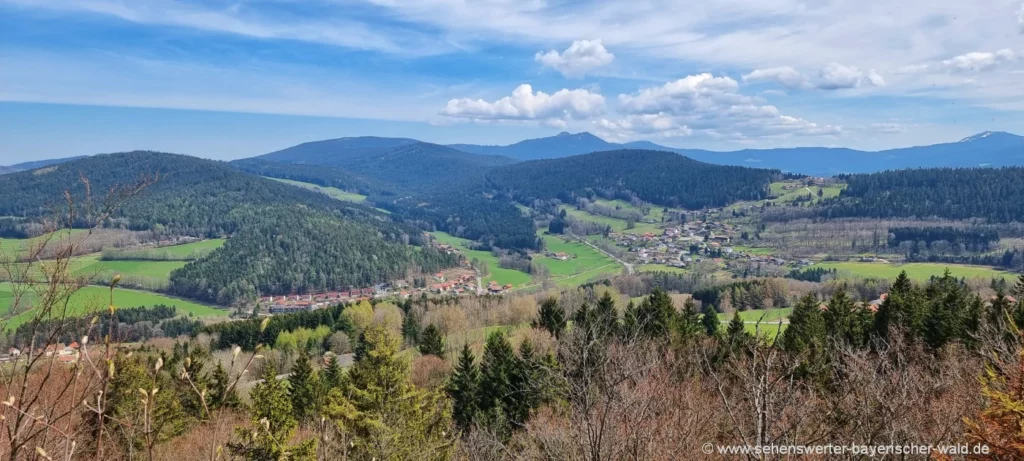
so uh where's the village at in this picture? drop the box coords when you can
[605,216,809,272]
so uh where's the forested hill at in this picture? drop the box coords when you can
[229,158,377,195]
[486,149,781,209]
[0,151,387,237]
[168,206,459,304]
[824,167,1024,223]
[253,138,516,190]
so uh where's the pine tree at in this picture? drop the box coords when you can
[478,331,527,430]
[534,297,567,338]
[402,309,421,345]
[675,299,702,340]
[726,315,748,344]
[874,271,922,340]
[447,345,480,430]
[701,304,721,337]
[823,289,869,348]
[594,291,619,338]
[289,349,317,422]
[621,300,640,339]
[419,324,445,357]
[323,326,455,460]
[322,355,342,390]
[232,366,315,460]
[209,361,240,409]
[636,288,676,339]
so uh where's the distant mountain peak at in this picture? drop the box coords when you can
[556,131,572,137]
[958,131,1016,143]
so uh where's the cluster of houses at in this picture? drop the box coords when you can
[1,342,81,363]
[610,221,737,267]
[257,267,515,316]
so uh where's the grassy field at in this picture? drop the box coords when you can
[768,181,845,204]
[110,238,225,260]
[0,229,89,258]
[0,283,227,329]
[558,205,663,235]
[731,245,775,256]
[429,232,532,287]
[269,178,368,203]
[536,233,622,287]
[83,260,189,279]
[815,261,1019,282]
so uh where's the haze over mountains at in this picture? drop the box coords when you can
[3,131,1023,177]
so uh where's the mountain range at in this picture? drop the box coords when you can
[4,131,1023,177]
[451,131,1024,176]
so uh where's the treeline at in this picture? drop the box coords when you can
[787,266,838,282]
[888,226,999,251]
[486,149,780,209]
[691,278,790,311]
[827,167,1024,223]
[168,206,460,305]
[4,305,203,347]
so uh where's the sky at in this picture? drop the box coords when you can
[1,0,1023,164]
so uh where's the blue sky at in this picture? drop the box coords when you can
[2,0,1023,163]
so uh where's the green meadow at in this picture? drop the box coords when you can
[558,205,662,235]
[0,282,227,329]
[536,233,622,287]
[429,232,532,287]
[0,229,89,258]
[814,261,1018,282]
[269,177,368,203]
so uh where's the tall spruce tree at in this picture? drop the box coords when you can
[594,291,619,339]
[478,331,528,429]
[701,304,721,338]
[534,297,567,338]
[447,345,481,431]
[636,288,676,339]
[324,326,455,460]
[232,366,315,460]
[419,324,445,357]
[289,349,318,422]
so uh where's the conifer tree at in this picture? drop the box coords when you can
[478,331,527,429]
[323,326,455,460]
[232,366,315,460]
[322,355,342,390]
[534,297,567,338]
[701,304,721,338]
[447,345,480,431]
[289,349,317,422]
[419,324,445,357]
[594,291,619,338]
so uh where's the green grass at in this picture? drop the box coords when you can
[536,233,622,287]
[155,239,225,258]
[558,205,662,235]
[731,245,774,256]
[815,261,1019,282]
[0,229,89,258]
[768,181,845,204]
[429,232,532,287]
[721,307,793,322]
[269,178,368,203]
[82,260,189,280]
[0,283,227,329]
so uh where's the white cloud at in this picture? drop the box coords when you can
[1,0,451,56]
[439,84,605,124]
[743,63,884,90]
[602,73,839,141]
[1018,3,1024,33]
[940,49,1017,72]
[742,67,811,90]
[535,39,615,78]
[817,63,885,89]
